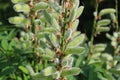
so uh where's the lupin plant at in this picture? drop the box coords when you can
[9,0,85,80]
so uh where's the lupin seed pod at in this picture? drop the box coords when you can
[67,34,86,48]
[99,8,116,17]
[97,19,111,26]
[64,28,73,40]
[9,16,26,24]
[69,7,76,22]
[62,67,81,76]
[93,44,107,52]
[33,2,48,11]
[11,0,27,3]
[96,27,110,32]
[76,6,84,18]
[13,4,30,13]
[72,19,79,32]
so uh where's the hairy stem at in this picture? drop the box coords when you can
[90,0,99,54]
[115,0,119,32]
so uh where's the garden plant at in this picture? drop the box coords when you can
[0,0,120,80]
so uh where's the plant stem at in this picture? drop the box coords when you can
[61,1,67,52]
[115,0,119,32]
[90,0,99,53]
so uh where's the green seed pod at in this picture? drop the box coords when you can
[62,55,74,68]
[67,34,86,48]
[49,33,58,48]
[96,27,110,32]
[42,66,56,76]
[72,19,79,32]
[13,4,30,13]
[97,19,111,26]
[69,7,76,22]
[52,18,60,31]
[65,47,85,55]
[43,11,53,25]
[11,0,27,3]
[9,16,26,24]
[93,44,107,53]
[34,2,48,11]
[62,67,81,76]
[64,28,72,40]
[110,13,116,22]
[101,53,113,61]
[52,71,60,79]
[76,6,84,18]
[99,8,116,17]
[22,43,27,49]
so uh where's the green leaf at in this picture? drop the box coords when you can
[69,7,76,22]
[52,71,60,79]
[34,2,48,11]
[32,73,53,80]
[52,18,60,31]
[26,65,35,75]
[76,6,84,18]
[43,11,53,25]
[71,19,79,32]
[49,33,59,48]
[99,8,116,17]
[1,39,8,50]
[97,19,111,26]
[67,34,86,48]
[0,66,15,76]
[65,47,85,55]
[18,66,29,74]
[41,48,55,60]
[62,55,73,67]
[64,28,72,40]
[62,67,81,77]
[109,69,120,75]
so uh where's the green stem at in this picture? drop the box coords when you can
[61,3,68,52]
[90,1,99,53]
[115,0,119,32]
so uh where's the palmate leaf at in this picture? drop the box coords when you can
[67,34,86,48]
